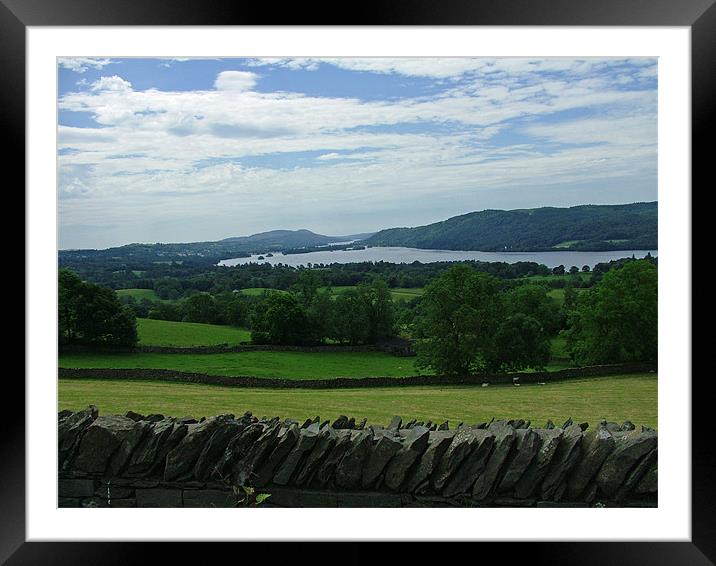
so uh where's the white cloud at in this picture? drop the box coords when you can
[214,71,259,91]
[58,57,113,73]
[58,59,657,247]
[90,75,133,92]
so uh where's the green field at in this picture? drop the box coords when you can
[116,288,163,302]
[136,318,252,347]
[58,374,657,429]
[59,350,424,379]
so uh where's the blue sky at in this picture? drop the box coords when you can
[58,57,657,249]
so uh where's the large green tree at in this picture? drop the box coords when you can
[565,260,657,364]
[250,291,310,345]
[484,313,551,372]
[415,265,503,375]
[59,268,138,348]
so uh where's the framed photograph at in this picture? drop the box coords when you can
[10,0,707,563]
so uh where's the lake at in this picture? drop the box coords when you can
[218,246,657,269]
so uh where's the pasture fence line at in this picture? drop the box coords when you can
[58,362,656,389]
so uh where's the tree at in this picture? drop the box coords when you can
[569,265,579,275]
[181,293,218,324]
[250,292,310,345]
[330,290,370,345]
[485,313,551,372]
[503,284,560,334]
[552,264,565,275]
[564,260,657,365]
[415,265,502,376]
[360,279,395,342]
[59,268,138,348]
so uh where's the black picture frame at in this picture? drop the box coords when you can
[7,0,708,563]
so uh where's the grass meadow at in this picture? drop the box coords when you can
[58,373,657,429]
[59,350,423,379]
[136,318,251,347]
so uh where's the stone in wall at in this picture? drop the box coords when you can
[362,434,402,489]
[595,429,658,498]
[58,408,658,506]
[383,426,430,491]
[334,430,374,489]
[73,415,148,475]
[314,431,354,488]
[293,426,337,486]
[566,428,615,500]
[442,429,495,497]
[193,420,245,481]
[254,423,300,487]
[472,421,517,500]
[164,416,232,481]
[273,422,321,485]
[58,405,98,469]
[540,424,583,500]
[403,431,454,494]
[495,428,541,493]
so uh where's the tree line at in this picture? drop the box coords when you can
[58,257,657,373]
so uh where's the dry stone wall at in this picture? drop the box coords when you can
[58,407,657,508]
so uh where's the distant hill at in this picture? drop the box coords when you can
[361,202,657,252]
[220,229,340,248]
[59,229,376,266]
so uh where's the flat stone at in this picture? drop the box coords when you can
[95,485,135,499]
[58,478,96,498]
[232,423,283,485]
[432,429,479,491]
[254,424,300,487]
[293,427,337,487]
[263,486,339,507]
[212,423,266,481]
[388,415,402,431]
[73,415,144,474]
[361,435,403,489]
[383,426,430,491]
[541,424,583,500]
[135,488,183,507]
[616,448,657,501]
[314,432,354,487]
[496,428,540,493]
[126,418,176,476]
[403,432,455,494]
[124,411,145,422]
[443,430,495,497]
[596,430,658,498]
[58,405,98,469]
[635,462,658,494]
[331,416,349,429]
[472,422,516,500]
[513,428,563,499]
[567,428,615,500]
[334,430,374,489]
[193,421,244,481]
[164,416,231,481]
[148,421,188,476]
[273,422,321,486]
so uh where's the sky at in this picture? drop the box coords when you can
[57,57,657,250]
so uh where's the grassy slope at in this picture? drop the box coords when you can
[59,350,424,379]
[58,374,657,428]
[136,318,251,347]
